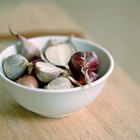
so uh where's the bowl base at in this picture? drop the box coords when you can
[36,112,77,119]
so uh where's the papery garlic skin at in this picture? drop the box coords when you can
[69,51,99,85]
[35,62,64,83]
[3,54,29,80]
[44,77,72,89]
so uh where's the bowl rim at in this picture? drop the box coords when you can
[0,36,114,94]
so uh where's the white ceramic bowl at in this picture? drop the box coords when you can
[0,36,114,118]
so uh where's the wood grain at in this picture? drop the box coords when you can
[0,30,86,41]
[0,2,140,140]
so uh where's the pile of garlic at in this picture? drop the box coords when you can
[3,28,99,89]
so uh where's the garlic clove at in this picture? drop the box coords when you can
[9,26,40,61]
[20,36,40,61]
[44,76,72,89]
[44,41,74,69]
[16,75,39,88]
[35,62,65,83]
[3,54,29,80]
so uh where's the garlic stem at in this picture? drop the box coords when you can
[81,67,91,85]
[67,75,81,87]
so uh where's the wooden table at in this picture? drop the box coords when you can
[0,2,140,140]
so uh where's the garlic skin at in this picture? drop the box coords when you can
[16,75,39,88]
[3,54,29,80]
[35,62,64,83]
[44,76,72,89]
[45,42,74,69]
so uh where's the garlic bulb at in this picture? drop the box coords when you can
[3,54,29,80]
[35,62,65,83]
[16,75,39,88]
[44,76,72,89]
